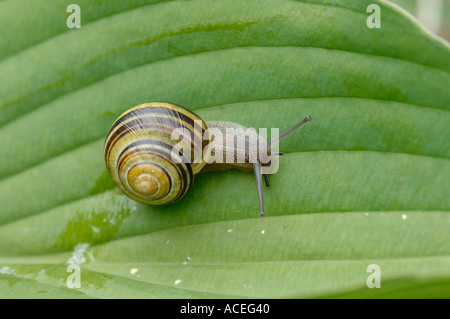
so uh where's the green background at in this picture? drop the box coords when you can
[390,0,450,40]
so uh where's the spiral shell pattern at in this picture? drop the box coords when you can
[104,102,211,205]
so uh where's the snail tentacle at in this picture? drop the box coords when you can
[253,163,265,217]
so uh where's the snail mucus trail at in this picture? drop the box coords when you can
[104,102,311,217]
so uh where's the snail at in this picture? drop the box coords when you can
[104,102,311,216]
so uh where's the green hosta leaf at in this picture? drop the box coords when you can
[0,0,449,298]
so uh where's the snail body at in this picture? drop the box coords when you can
[104,102,311,216]
[202,120,275,173]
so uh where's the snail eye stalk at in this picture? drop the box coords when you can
[268,115,312,149]
[253,163,265,217]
